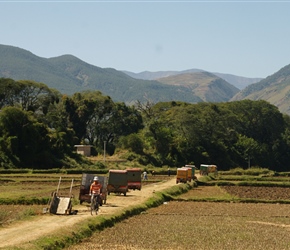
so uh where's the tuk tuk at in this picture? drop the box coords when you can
[176,168,188,184]
[79,173,108,205]
[127,168,142,190]
[200,164,218,176]
[185,164,197,180]
[182,166,192,182]
[107,170,128,196]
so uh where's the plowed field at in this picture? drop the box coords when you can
[222,186,290,200]
[67,201,290,250]
[179,185,290,200]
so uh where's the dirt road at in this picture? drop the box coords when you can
[0,177,178,249]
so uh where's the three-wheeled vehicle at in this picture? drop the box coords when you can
[127,168,142,190]
[200,164,218,176]
[176,167,188,184]
[79,173,108,205]
[107,170,128,196]
[185,164,197,180]
[182,166,192,182]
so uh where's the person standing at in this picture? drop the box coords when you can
[143,171,148,180]
[168,167,171,176]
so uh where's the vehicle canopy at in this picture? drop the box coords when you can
[107,170,128,196]
[185,165,196,177]
[176,167,188,184]
[126,168,142,190]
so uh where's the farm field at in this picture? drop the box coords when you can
[0,173,177,249]
[2,169,290,249]
[67,186,290,250]
[179,185,290,200]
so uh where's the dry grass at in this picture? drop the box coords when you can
[67,185,290,250]
[68,201,290,250]
[0,205,45,226]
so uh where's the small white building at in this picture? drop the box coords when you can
[74,145,92,157]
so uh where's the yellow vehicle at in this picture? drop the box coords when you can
[176,168,188,184]
[182,166,192,182]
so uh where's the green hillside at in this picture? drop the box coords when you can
[231,64,290,115]
[0,44,237,104]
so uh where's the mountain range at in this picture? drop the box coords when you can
[1,44,290,115]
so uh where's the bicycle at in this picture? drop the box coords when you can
[90,193,100,215]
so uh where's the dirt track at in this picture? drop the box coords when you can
[0,177,178,249]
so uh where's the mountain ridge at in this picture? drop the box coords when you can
[123,69,263,90]
[0,44,238,104]
[2,44,290,115]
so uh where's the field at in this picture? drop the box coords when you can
[2,169,290,249]
[68,186,290,250]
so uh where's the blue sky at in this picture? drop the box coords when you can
[1,1,290,78]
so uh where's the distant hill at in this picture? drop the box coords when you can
[231,64,290,115]
[156,72,239,102]
[0,44,240,104]
[123,69,263,90]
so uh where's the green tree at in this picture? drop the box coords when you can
[0,107,51,168]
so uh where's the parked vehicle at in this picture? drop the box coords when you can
[176,168,188,184]
[127,168,142,190]
[185,164,197,180]
[200,164,218,176]
[79,173,108,205]
[182,166,192,182]
[107,170,128,196]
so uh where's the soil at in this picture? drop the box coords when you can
[0,176,178,249]
[221,186,290,200]
[2,176,287,249]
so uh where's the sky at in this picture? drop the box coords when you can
[1,1,290,78]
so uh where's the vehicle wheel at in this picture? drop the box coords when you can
[108,192,110,195]
[124,192,126,196]
[90,197,95,216]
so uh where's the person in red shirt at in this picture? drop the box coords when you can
[90,176,103,206]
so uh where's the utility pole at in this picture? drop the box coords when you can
[104,141,107,163]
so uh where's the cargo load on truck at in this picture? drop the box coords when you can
[127,168,142,190]
[107,170,128,196]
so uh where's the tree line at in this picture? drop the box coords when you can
[1,78,290,171]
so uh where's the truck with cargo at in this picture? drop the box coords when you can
[182,166,192,182]
[107,170,128,196]
[185,164,197,180]
[176,167,188,184]
[200,164,218,176]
